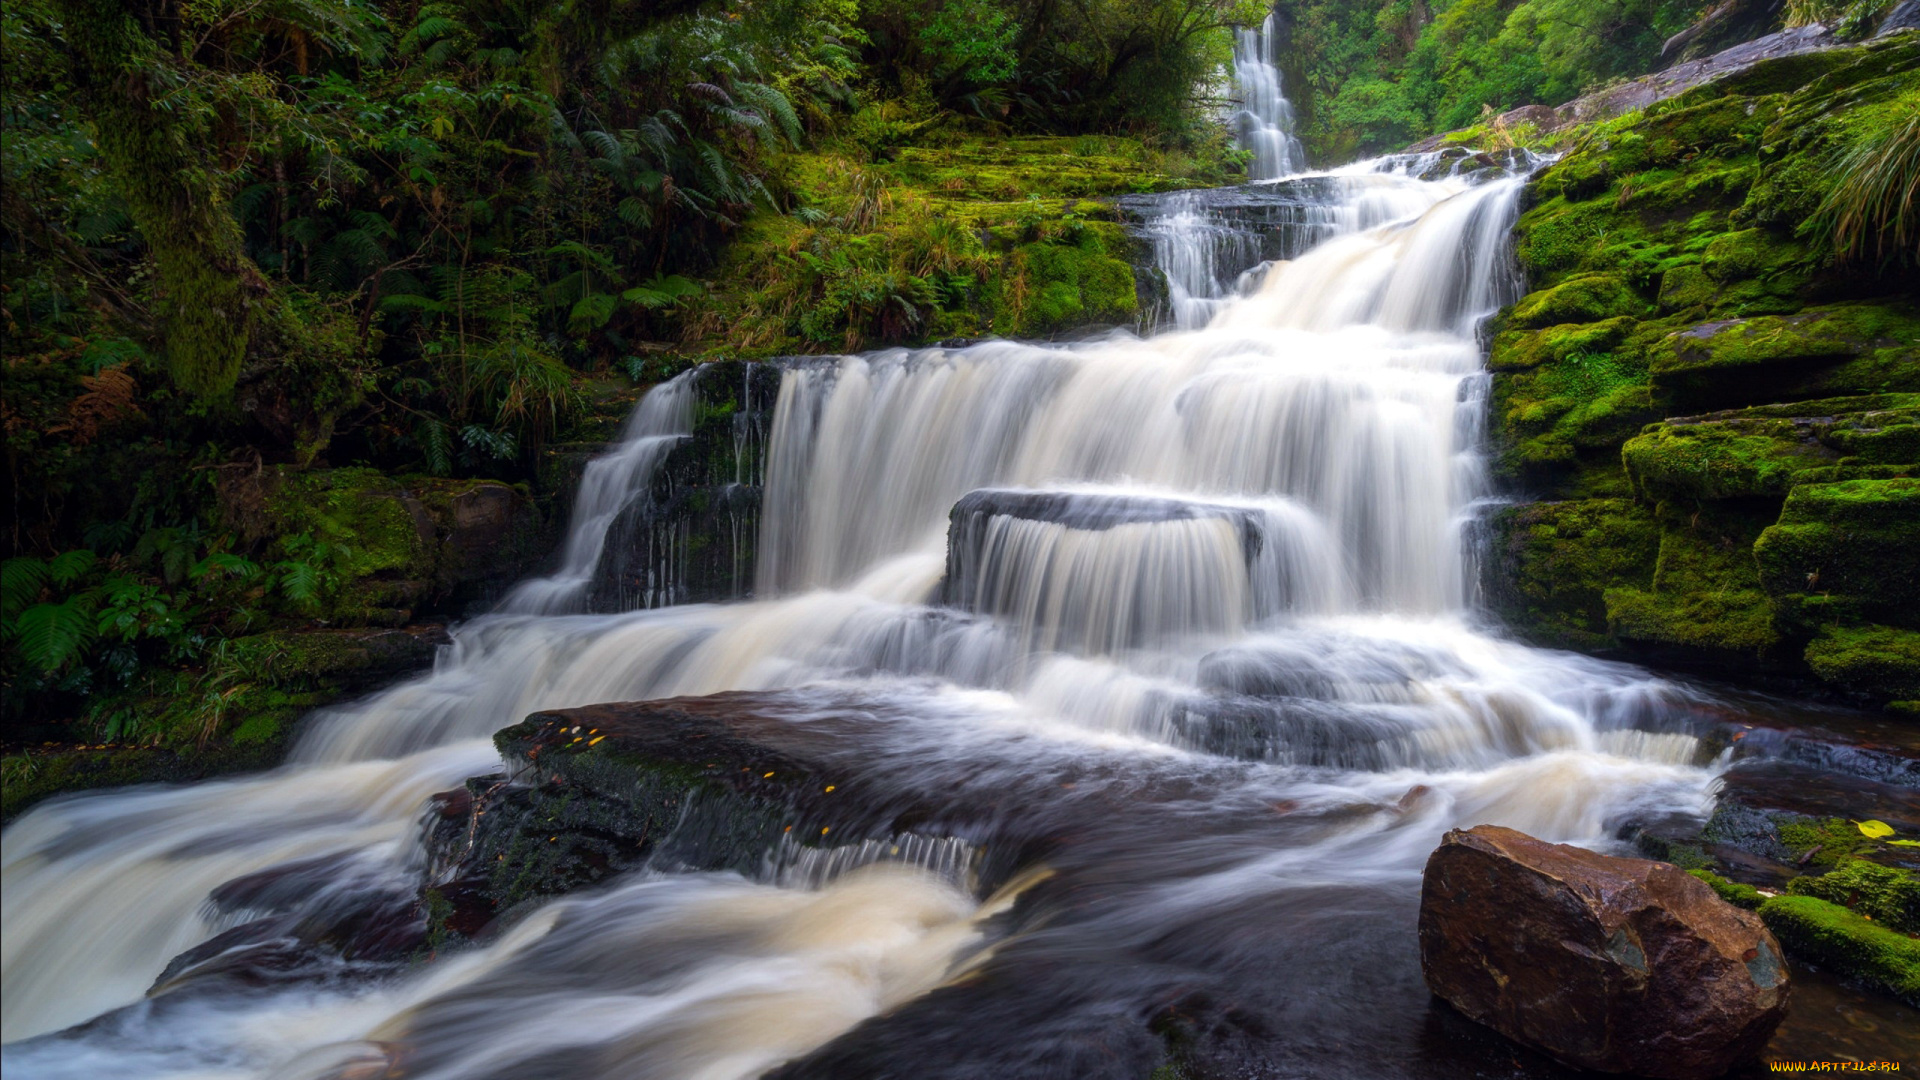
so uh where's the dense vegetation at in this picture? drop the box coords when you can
[4,0,1916,815]
[0,0,1255,774]
[1273,0,1902,159]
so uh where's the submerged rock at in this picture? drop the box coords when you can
[1419,824,1789,1078]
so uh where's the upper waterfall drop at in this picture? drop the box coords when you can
[1232,12,1306,182]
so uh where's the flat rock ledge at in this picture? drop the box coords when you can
[1419,825,1789,1078]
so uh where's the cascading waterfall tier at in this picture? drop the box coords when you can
[0,158,1775,1080]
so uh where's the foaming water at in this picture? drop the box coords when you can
[1,156,1743,1077]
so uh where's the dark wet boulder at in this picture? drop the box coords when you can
[1419,825,1789,1078]
[422,693,992,939]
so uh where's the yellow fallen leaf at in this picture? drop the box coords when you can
[1854,819,1894,839]
[587,735,605,746]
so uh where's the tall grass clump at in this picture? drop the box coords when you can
[1814,111,1920,269]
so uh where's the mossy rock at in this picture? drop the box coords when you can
[1483,498,1660,649]
[1785,861,1920,935]
[1758,894,1920,1006]
[1622,415,1840,502]
[1803,625,1920,700]
[1742,40,1920,232]
[1646,304,1920,410]
[1755,479,1920,632]
[1507,273,1646,329]
[1488,317,1637,372]
[1688,868,1767,910]
[2,740,286,825]
[233,466,539,623]
[1604,504,1781,655]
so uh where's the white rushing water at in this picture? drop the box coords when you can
[1231,12,1306,182]
[1,162,1727,1077]
[501,375,698,614]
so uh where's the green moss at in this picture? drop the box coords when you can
[1484,499,1660,649]
[1622,417,1838,502]
[1787,861,1920,935]
[1776,816,1882,867]
[1742,42,1920,238]
[1488,318,1637,372]
[1648,304,1917,382]
[693,133,1242,355]
[1507,273,1646,329]
[1700,228,1811,284]
[1756,480,1920,634]
[1656,264,1716,313]
[1689,869,1767,910]
[1604,505,1780,653]
[994,229,1137,337]
[1758,894,1920,1006]
[1803,625,1920,700]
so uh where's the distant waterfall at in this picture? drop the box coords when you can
[1232,12,1306,182]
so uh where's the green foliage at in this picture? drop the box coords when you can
[855,0,1264,136]
[1277,0,1712,160]
[918,0,1021,83]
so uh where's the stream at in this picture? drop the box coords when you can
[5,49,1917,1078]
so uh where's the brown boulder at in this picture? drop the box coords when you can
[1419,825,1788,1078]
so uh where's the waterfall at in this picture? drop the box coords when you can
[1,161,1734,1079]
[1232,12,1306,182]
[501,371,697,614]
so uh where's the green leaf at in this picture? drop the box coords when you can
[2,558,50,618]
[623,274,702,308]
[568,292,618,333]
[47,549,97,587]
[277,561,323,605]
[1854,819,1895,839]
[16,599,97,672]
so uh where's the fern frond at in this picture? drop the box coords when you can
[2,558,50,619]
[48,549,98,587]
[16,599,97,671]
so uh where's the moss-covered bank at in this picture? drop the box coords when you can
[683,131,1243,355]
[1483,35,1920,707]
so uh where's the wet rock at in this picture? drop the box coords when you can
[423,693,984,936]
[587,360,779,610]
[1419,824,1789,1078]
[1879,0,1920,35]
